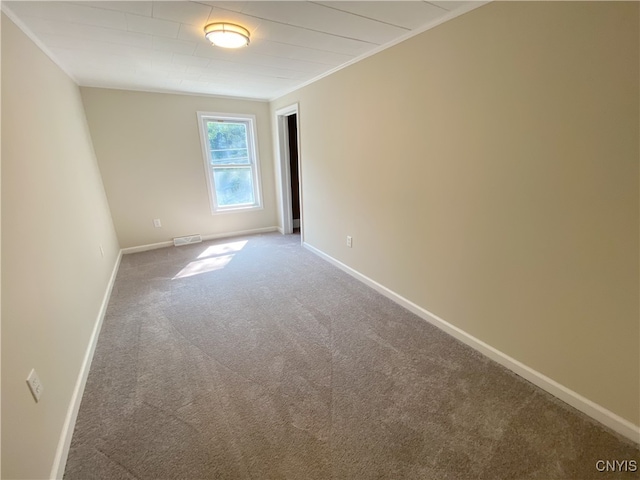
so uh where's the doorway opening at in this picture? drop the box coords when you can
[275,104,302,240]
[287,114,300,233]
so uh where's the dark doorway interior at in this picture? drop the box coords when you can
[287,114,300,232]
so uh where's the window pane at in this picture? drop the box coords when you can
[213,167,255,206]
[211,149,249,164]
[208,121,250,165]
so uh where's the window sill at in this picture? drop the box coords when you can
[212,204,264,215]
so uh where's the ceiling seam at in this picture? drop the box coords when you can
[191,1,380,46]
[307,1,412,31]
[261,39,357,59]
[11,13,187,42]
[42,39,327,79]
[424,2,450,12]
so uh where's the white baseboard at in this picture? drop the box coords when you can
[50,250,123,479]
[201,227,278,242]
[303,242,640,444]
[121,240,173,254]
[121,226,279,254]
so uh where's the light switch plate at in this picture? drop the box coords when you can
[26,369,43,402]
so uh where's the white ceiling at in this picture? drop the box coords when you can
[3,1,482,100]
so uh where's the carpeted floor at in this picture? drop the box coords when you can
[65,233,638,479]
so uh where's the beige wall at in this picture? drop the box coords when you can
[1,14,120,479]
[80,88,278,249]
[272,1,640,425]
[1,13,3,477]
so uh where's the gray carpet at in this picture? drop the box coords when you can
[65,233,639,479]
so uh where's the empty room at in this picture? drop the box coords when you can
[1,1,639,479]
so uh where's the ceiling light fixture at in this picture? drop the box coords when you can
[204,22,250,49]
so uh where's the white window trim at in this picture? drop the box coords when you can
[197,111,263,215]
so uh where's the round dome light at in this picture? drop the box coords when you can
[204,23,250,49]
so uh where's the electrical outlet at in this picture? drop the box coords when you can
[153,219,162,228]
[26,369,44,403]
[346,236,352,248]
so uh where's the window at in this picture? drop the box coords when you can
[197,112,262,213]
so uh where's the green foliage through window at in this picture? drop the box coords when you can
[208,122,249,165]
